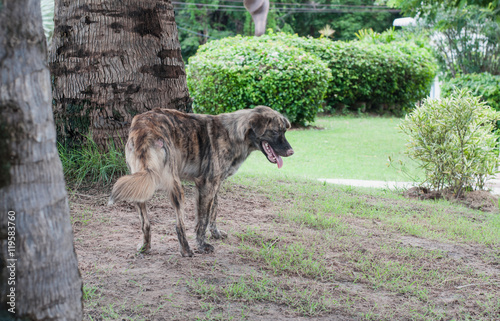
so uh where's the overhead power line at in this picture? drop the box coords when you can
[179,0,395,8]
[172,1,401,13]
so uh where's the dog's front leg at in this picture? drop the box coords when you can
[209,195,227,239]
[194,179,220,254]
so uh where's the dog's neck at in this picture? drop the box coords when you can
[216,109,254,143]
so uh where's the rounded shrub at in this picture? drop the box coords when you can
[442,73,500,111]
[258,32,438,113]
[327,41,437,112]
[400,89,500,197]
[187,35,332,124]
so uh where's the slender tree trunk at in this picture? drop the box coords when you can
[244,0,269,36]
[49,0,191,149]
[0,0,83,319]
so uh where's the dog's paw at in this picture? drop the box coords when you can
[181,248,194,257]
[196,243,215,254]
[137,243,151,253]
[210,229,228,240]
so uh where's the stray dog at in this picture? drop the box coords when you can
[108,106,294,257]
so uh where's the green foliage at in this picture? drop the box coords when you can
[175,0,250,61]
[355,26,431,49]
[431,6,500,77]
[355,27,397,43]
[325,41,436,112]
[442,73,500,111]
[276,0,400,40]
[386,0,499,20]
[258,32,437,113]
[175,0,399,62]
[188,32,437,118]
[400,90,500,196]
[394,4,500,77]
[58,136,127,187]
[187,35,332,124]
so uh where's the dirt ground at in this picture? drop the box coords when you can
[404,187,499,213]
[70,181,500,320]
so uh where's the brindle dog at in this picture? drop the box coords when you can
[109,106,294,257]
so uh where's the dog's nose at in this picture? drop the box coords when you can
[286,149,294,156]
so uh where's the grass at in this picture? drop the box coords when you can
[230,175,500,245]
[238,115,421,182]
[65,115,499,320]
[236,229,334,281]
[73,172,500,320]
[187,272,339,317]
[58,116,417,187]
[224,175,500,319]
[58,136,127,187]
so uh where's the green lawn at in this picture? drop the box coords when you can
[238,116,421,182]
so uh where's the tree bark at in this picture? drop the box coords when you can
[244,0,269,36]
[0,0,83,319]
[49,0,191,149]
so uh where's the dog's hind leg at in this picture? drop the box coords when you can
[209,195,227,239]
[170,177,194,257]
[135,202,151,253]
[195,179,221,253]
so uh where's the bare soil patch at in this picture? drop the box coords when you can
[404,187,499,213]
[71,181,500,320]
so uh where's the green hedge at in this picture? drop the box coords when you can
[260,32,438,113]
[187,35,331,124]
[187,32,438,120]
[442,73,500,111]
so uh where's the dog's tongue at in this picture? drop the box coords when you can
[267,144,283,169]
[263,141,284,169]
[276,155,283,169]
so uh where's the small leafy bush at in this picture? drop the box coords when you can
[442,73,500,111]
[187,35,331,124]
[258,32,437,114]
[400,90,500,197]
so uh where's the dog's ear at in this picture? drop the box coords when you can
[283,116,291,130]
[250,114,269,137]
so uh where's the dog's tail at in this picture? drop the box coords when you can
[108,170,157,205]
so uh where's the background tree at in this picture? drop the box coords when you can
[274,0,399,40]
[386,0,499,19]
[175,0,248,61]
[0,0,82,319]
[174,0,400,62]
[387,0,500,77]
[50,0,192,149]
[430,5,500,77]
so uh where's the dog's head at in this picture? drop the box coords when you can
[249,106,294,168]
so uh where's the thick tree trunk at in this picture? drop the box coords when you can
[0,0,83,319]
[49,0,191,149]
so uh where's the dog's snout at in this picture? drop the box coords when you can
[286,149,294,156]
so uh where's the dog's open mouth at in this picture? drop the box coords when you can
[262,141,283,169]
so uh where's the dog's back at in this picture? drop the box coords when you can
[108,108,249,204]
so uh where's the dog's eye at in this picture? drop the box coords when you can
[271,130,279,136]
